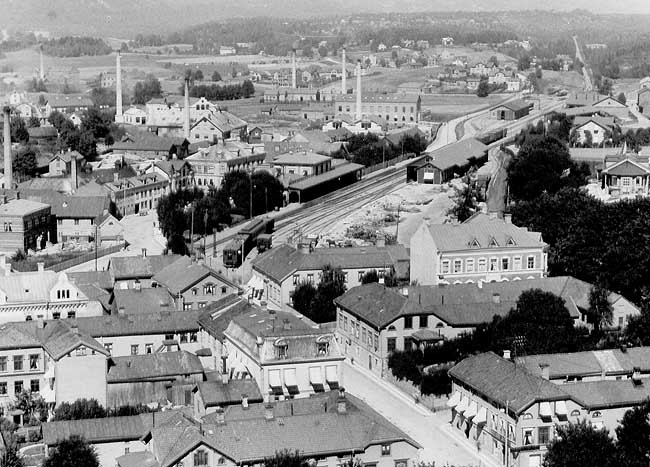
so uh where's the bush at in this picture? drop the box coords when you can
[420,369,452,396]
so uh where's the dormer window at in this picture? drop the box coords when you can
[488,237,499,248]
[274,338,288,359]
[469,238,481,248]
[317,340,330,356]
[204,283,215,295]
[506,236,517,247]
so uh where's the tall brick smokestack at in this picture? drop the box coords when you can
[355,60,362,122]
[3,106,12,190]
[341,46,346,94]
[292,48,297,89]
[39,45,44,81]
[115,51,123,123]
[183,79,190,139]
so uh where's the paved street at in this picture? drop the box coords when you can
[342,362,500,467]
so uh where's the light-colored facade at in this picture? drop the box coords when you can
[185,143,265,191]
[0,198,51,254]
[410,213,548,286]
[122,107,147,125]
[103,172,170,216]
[573,119,611,146]
[334,93,421,124]
[271,152,332,178]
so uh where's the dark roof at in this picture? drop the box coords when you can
[112,133,187,152]
[449,352,569,414]
[152,256,239,295]
[252,244,409,284]
[111,288,176,315]
[197,296,252,340]
[27,126,58,138]
[67,271,113,290]
[109,254,181,280]
[194,380,263,407]
[107,351,203,383]
[288,163,364,191]
[561,379,650,410]
[64,311,201,338]
[497,99,533,112]
[425,138,488,171]
[566,92,609,107]
[334,283,408,329]
[21,192,109,220]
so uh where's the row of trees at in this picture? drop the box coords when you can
[156,171,285,255]
[187,80,255,100]
[41,36,112,57]
[334,133,428,168]
[291,266,347,323]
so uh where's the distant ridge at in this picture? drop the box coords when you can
[0,0,648,37]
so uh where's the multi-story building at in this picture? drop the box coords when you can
[410,212,548,285]
[44,94,93,117]
[185,143,266,191]
[152,256,240,311]
[0,263,104,323]
[0,319,109,415]
[334,278,640,376]
[189,110,248,144]
[103,172,170,216]
[0,197,51,254]
[251,242,410,309]
[108,252,181,289]
[223,308,344,400]
[271,152,332,178]
[44,390,420,467]
[448,351,650,467]
[333,92,421,124]
[36,194,110,244]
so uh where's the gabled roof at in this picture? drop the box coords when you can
[28,126,58,138]
[109,254,181,280]
[566,92,609,107]
[111,288,176,315]
[424,212,546,252]
[0,198,50,216]
[152,256,239,295]
[153,159,191,177]
[46,94,94,108]
[21,193,109,220]
[107,351,203,383]
[112,133,187,153]
[602,157,650,176]
[197,296,253,340]
[573,115,615,131]
[423,137,488,171]
[0,270,86,304]
[252,244,409,284]
[496,99,532,112]
[65,311,201,338]
[449,352,569,415]
[334,283,408,329]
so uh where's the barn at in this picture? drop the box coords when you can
[490,99,533,121]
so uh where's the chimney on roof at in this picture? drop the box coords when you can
[632,366,643,385]
[504,213,512,224]
[260,300,268,313]
[241,394,249,409]
[113,172,119,183]
[539,363,550,380]
[336,387,347,414]
[298,243,310,255]
[221,367,229,385]
[3,106,12,190]
[341,46,347,93]
[492,293,501,304]
[141,248,147,258]
[264,402,274,421]
[215,406,226,424]
[477,280,483,289]
[282,319,291,331]
[37,262,44,272]
[375,233,385,248]
[503,350,511,360]
[489,211,498,220]
[70,325,79,334]
[36,319,45,329]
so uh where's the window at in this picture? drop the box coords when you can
[419,315,428,328]
[387,338,396,353]
[0,382,6,395]
[441,260,450,274]
[381,444,391,456]
[180,333,189,343]
[343,316,348,332]
[527,256,535,269]
[374,334,379,351]
[489,257,498,271]
[192,288,198,296]
[0,357,7,372]
[104,343,113,354]
[29,354,39,370]
[74,219,79,225]
[190,332,197,343]
[403,316,413,329]
[221,286,227,294]
[184,304,192,311]
[570,409,581,417]
[514,256,522,270]
[165,334,174,341]
[145,344,153,354]
[523,428,534,445]
[204,284,214,295]
[538,426,550,445]
[131,345,139,355]
[13,356,23,372]
[307,273,314,283]
[14,381,23,394]
[317,342,329,356]
[53,312,60,319]
[76,346,86,356]
[478,258,487,272]
[453,259,462,274]
[276,344,288,359]
[30,380,39,393]
[67,311,75,319]
[592,411,602,418]
[194,450,209,466]
[466,259,475,273]
[362,328,367,344]
[501,257,509,271]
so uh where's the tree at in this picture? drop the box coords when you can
[0,433,24,467]
[518,54,531,71]
[80,107,112,139]
[241,79,255,98]
[48,111,69,132]
[583,129,593,148]
[132,74,162,105]
[10,116,29,143]
[507,136,589,202]
[448,177,479,222]
[194,69,204,81]
[77,130,98,161]
[12,390,48,424]
[361,270,379,284]
[399,134,427,155]
[587,284,613,331]
[263,450,309,467]
[291,280,317,316]
[12,147,37,179]
[27,116,40,128]
[310,265,347,323]
[318,46,328,57]
[211,70,222,82]
[617,92,627,105]
[535,66,543,79]
[43,435,99,467]
[53,398,107,421]
[543,420,617,467]
[616,399,650,467]
[477,78,489,97]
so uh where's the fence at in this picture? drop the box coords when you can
[383,371,450,413]
[46,241,129,272]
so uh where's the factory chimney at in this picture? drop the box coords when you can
[355,60,362,122]
[183,78,190,139]
[115,52,123,123]
[39,45,44,81]
[292,48,297,89]
[3,106,11,190]
[341,46,346,93]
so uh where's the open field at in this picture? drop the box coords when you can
[536,69,585,92]
[421,93,510,121]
